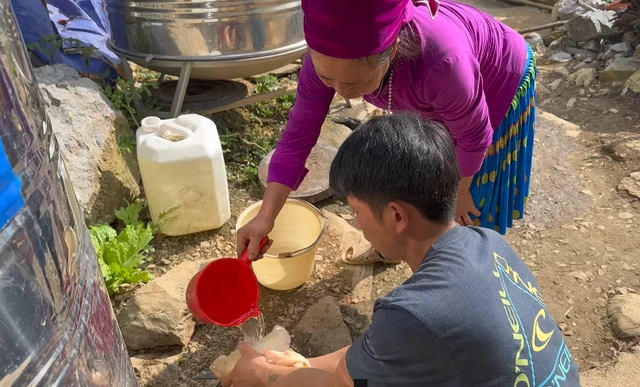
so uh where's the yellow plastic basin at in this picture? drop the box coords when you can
[236,198,327,291]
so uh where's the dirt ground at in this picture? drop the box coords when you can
[127,61,640,386]
[122,6,640,386]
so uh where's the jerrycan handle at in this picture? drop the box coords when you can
[158,121,195,139]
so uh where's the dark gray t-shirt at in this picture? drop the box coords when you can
[346,226,581,386]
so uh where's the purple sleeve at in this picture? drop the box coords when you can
[267,56,335,190]
[423,51,493,177]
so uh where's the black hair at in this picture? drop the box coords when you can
[329,112,461,224]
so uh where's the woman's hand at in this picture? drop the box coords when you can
[456,188,481,226]
[236,215,275,261]
[221,343,273,387]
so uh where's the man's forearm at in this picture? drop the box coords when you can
[264,366,333,387]
[308,347,350,372]
[263,347,350,387]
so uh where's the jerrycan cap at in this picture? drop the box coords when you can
[141,116,162,133]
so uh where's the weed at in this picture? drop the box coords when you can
[212,75,296,184]
[118,136,136,154]
[252,75,296,118]
[102,77,159,129]
[89,200,178,297]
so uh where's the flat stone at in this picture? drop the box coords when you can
[565,11,615,42]
[329,97,378,129]
[130,353,181,386]
[116,259,212,350]
[601,132,640,162]
[525,33,545,52]
[349,264,374,304]
[34,64,141,225]
[600,58,640,82]
[258,142,338,203]
[568,68,598,88]
[294,296,352,356]
[550,52,572,63]
[606,42,634,57]
[626,70,640,93]
[619,172,640,199]
[608,294,640,339]
[318,117,353,149]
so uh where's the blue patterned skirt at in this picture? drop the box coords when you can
[470,45,537,235]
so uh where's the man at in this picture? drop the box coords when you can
[223,113,582,387]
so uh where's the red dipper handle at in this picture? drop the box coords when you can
[239,236,270,265]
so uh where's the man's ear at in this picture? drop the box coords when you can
[388,201,408,234]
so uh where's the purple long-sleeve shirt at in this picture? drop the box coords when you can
[268,0,528,189]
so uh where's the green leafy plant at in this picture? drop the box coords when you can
[102,77,159,129]
[118,136,136,154]
[253,75,296,118]
[89,200,177,296]
[27,34,64,64]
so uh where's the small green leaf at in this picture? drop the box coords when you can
[115,200,146,226]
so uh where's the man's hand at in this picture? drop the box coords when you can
[221,343,273,387]
[456,188,481,226]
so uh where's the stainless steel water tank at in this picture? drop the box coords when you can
[105,0,307,80]
[0,1,137,385]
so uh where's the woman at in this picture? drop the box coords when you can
[238,0,537,263]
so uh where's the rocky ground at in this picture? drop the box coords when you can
[119,60,640,385]
[34,1,640,385]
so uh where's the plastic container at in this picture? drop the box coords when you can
[0,3,136,384]
[236,199,327,291]
[136,114,231,236]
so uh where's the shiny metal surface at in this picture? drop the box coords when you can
[0,1,137,385]
[105,0,307,80]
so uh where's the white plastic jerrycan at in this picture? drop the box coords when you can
[136,114,231,236]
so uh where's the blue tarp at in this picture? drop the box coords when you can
[11,0,119,79]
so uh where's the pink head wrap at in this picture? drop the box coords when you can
[302,0,440,59]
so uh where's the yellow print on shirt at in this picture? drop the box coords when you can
[495,257,532,386]
[532,309,554,352]
[493,253,545,307]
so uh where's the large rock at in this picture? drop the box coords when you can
[565,11,615,42]
[34,64,141,225]
[626,70,640,93]
[618,172,640,199]
[568,68,598,87]
[600,58,640,82]
[608,294,640,339]
[601,132,640,162]
[524,33,545,53]
[130,353,181,386]
[603,42,635,60]
[116,259,211,350]
[294,296,352,356]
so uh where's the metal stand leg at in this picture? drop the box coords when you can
[345,99,352,108]
[169,62,193,118]
[119,55,144,120]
